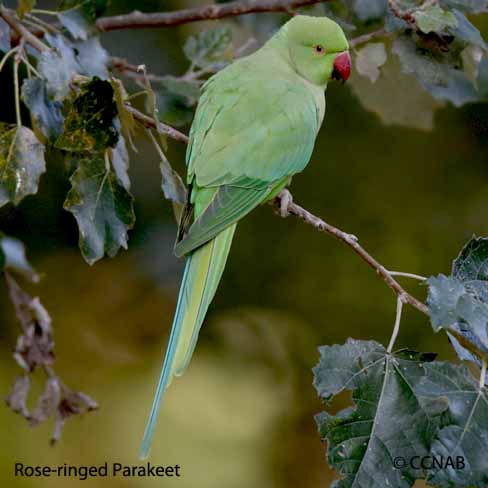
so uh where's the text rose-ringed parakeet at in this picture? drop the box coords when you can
[140,15,350,458]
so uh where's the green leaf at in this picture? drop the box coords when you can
[449,10,487,49]
[159,152,186,209]
[39,34,109,100]
[58,0,109,40]
[0,235,39,281]
[17,0,36,18]
[75,37,109,79]
[392,34,480,107]
[416,362,488,487]
[63,154,135,264]
[59,7,96,40]
[461,45,484,85]
[0,18,11,53]
[38,35,80,101]
[353,0,387,21]
[427,237,488,364]
[147,131,187,216]
[0,124,46,207]
[183,26,233,69]
[349,53,444,130]
[154,76,200,127]
[55,77,118,152]
[427,275,488,356]
[313,339,441,488]
[453,236,488,283]
[109,132,130,191]
[441,0,488,14]
[414,5,457,34]
[21,78,64,140]
[355,43,387,83]
[109,77,135,145]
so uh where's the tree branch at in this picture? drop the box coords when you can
[96,0,331,32]
[126,105,189,144]
[387,0,417,26]
[131,108,488,362]
[272,192,429,314]
[0,6,48,52]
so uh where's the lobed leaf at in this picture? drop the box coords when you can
[416,361,488,487]
[17,0,36,18]
[183,26,233,69]
[0,235,39,281]
[392,34,482,107]
[354,43,387,83]
[0,124,46,207]
[55,77,118,152]
[352,0,387,21]
[58,0,109,40]
[38,34,80,101]
[349,53,444,130]
[63,154,135,264]
[427,237,488,368]
[109,131,130,191]
[75,37,109,79]
[21,78,64,141]
[440,0,488,14]
[314,339,441,488]
[414,5,457,34]
[449,10,487,49]
[0,18,11,53]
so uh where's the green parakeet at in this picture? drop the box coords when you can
[140,15,350,458]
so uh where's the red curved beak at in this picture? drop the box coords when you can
[332,52,351,82]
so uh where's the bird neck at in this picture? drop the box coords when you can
[260,26,328,91]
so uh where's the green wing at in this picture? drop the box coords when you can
[176,60,322,257]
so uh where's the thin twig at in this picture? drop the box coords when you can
[274,192,429,314]
[387,295,405,353]
[13,39,24,129]
[96,0,332,32]
[389,271,427,281]
[0,6,48,52]
[0,45,20,73]
[125,105,189,144]
[349,28,388,48]
[387,0,416,26]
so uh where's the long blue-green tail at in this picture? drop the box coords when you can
[139,223,237,459]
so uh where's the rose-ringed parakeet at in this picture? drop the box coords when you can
[140,15,350,458]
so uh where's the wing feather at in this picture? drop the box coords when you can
[178,60,323,256]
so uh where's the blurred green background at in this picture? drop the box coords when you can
[1,1,488,487]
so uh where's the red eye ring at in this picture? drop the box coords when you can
[314,44,325,54]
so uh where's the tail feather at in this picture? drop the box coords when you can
[139,223,237,459]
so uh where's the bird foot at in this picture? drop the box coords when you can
[278,189,293,218]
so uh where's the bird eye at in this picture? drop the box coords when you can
[313,45,325,55]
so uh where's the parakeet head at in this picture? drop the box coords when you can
[283,15,350,86]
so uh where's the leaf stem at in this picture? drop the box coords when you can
[30,9,59,16]
[387,295,405,353]
[480,359,487,389]
[389,271,427,281]
[13,42,23,129]
[21,55,41,77]
[0,46,20,73]
[24,13,60,34]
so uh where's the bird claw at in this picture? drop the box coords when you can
[278,189,293,218]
